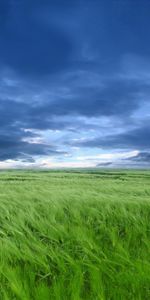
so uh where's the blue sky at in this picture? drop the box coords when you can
[0,0,150,168]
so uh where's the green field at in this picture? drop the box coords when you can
[0,170,150,300]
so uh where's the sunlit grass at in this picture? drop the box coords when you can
[0,170,150,299]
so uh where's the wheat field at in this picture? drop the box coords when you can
[0,170,150,300]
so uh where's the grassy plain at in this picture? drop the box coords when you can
[0,169,150,300]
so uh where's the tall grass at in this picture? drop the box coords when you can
[0,170,150,299]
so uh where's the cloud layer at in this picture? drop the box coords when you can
[0,0,150,168]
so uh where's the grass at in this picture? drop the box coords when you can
[0,169,150,300]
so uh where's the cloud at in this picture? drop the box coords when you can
[128,151,150,163]
[72,123,150,151]
[0,1,73,78]
[95,151,150,168]
[0,135,66,161]
[96,162,112,167]
[0,98,68,161]
[0,1,150,167]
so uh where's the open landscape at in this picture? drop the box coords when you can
[1,0,150,299]
[0,170,150,300]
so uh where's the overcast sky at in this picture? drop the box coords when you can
[0,0,150,168]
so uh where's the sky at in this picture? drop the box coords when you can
[0,0,150,169]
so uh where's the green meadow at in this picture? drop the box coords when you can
[0,170,150,300]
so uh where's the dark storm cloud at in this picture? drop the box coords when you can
[0,0,150,165]
[101,124,150,150]
[0,98,67,161]
[0,0,74,77]
[0,126,67,161]
[0,99,28,126]
[127,152,150,163]
[120,151,150,168]
[0,136,66,161]
[1,0,150,78]
[35,79,143,118]
[96,162,112,167]
[74,124,150,150]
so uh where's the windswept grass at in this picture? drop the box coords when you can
[0,170,150,299]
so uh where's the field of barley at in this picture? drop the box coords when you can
[0,170,150,300]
